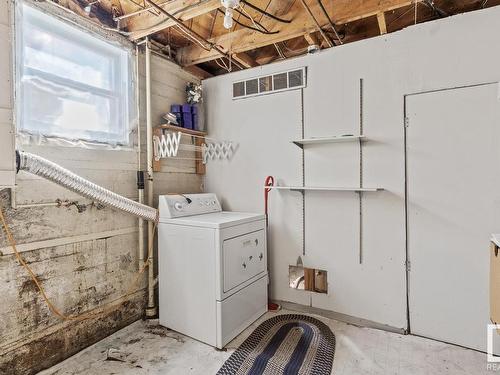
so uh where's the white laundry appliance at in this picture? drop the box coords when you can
[158,193,268,349]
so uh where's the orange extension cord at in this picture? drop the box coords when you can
[0,204,157,321]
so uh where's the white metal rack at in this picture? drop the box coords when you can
[292,135,365,148]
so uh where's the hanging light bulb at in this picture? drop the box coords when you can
[221,0,240,29]
[223,7,234,29]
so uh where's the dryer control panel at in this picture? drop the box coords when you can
[158,193,222,219]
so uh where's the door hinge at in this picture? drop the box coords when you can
[405,260,411,272]
[405,117,410,128]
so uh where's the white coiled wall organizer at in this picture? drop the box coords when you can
[152,124,234,175]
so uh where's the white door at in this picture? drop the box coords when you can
[407,83,500,353]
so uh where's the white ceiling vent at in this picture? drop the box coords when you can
[232,67,307,100]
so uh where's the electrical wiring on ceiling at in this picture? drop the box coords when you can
[240,0,291,23]
[316,0,343,44]
[216,8,279,34]
[234,7,278,34]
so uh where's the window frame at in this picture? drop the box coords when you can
[15,2,135,147]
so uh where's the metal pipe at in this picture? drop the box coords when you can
[10,187,17,209]
[138,189,145,266]
[136,44,145,270]
[145,39,157,318]
[12,198,116,209]
[299,0,334,48]
[16,202,61,208]
[143,0,212,50]
[142,0,244,69]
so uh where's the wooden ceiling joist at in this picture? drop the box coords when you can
[177,0,422,66]
[127,0,220,40]
[184,64,214,79]
[377,12,388,34]
[232,52,259,69]
[303,32,320,46]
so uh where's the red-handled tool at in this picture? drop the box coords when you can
[264,176,281,312]
[264,175,274,226]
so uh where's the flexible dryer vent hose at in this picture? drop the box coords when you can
[16,151,158,222]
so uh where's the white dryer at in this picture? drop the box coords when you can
[158,193,268,349]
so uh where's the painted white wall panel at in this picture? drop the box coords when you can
[407,83,500,353]
[203,6,500,331]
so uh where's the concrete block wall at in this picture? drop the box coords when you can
[0,1,203,374]
[0,0,15,187]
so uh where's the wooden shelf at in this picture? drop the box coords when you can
[292,135,365,147]
[267,186,383,192]
[158,123,207,137]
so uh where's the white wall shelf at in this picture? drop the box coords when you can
[292,135,365,148]
[267,186,383,192]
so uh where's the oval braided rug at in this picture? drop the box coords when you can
[217,314,335,375]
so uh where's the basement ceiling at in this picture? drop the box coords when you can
[58,0,500,77]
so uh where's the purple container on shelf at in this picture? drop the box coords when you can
[182,104,192,113]
[193,114,199,131]
[183,113,194,129]
[174,113,183,127]
[171,104,182,113]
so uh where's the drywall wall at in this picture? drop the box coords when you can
[203,5,500,333]
[0,0,15,187]
[0,2,202,373]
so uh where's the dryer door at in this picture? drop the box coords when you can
[223,230,266,293]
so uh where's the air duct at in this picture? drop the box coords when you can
[16,151,158,222]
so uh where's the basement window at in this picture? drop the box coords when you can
[232,67,307,100]
[16,4,133,146]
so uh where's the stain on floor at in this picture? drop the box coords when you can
[39,309,489,375]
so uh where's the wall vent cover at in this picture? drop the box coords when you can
[232,67,307,99]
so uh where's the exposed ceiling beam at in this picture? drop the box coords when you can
[299,0,334,47]
[127,0,220,40]
[177,0,421,66]
[184,64,213,79]
[377,12,387,34]
[232,52,259,69]
[304,32,320,46]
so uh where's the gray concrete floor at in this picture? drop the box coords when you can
[40,309,490,375]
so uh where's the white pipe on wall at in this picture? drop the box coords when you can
[136,44,145,271]
[145,38,157,318]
